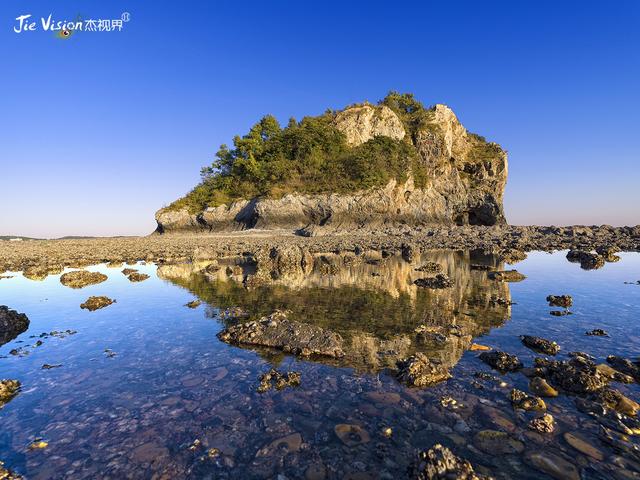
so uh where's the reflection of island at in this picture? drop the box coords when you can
[158,249,512,373]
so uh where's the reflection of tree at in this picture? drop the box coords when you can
[159,250,511,373]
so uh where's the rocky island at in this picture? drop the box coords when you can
[155,92,508,235]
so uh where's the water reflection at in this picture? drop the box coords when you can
[159,250,512,373]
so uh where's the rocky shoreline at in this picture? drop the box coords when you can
[0,225,638,275]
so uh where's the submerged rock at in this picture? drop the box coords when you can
[60,270,107,289]
[524,451,579,480]
[257,368,301,393]
[520,335,560,355]
[414,274,452,289]
[121,268,138,275]
[549,310,572,317]
[80,296,115,311]
[412,444,492,480]
[487,270,526,282]
[0,379,20,407]
[474,430,524,455]
[396,353,451,387]
[217,311,344,357]
[546,295,573,308]
[479,351,523,372]
[0,306,29,346]
[334,424,370,447]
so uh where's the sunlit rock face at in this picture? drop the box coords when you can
[159,250,511,374]
[155,102,508,234]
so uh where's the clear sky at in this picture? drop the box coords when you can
[1,0,638,237]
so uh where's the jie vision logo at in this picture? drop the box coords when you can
[13,12,130,39]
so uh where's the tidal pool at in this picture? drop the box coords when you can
[0,250,639,479]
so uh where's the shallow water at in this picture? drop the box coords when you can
[0,250,639,479]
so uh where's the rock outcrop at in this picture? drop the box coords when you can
[0,306,29,346]
[156,101,508,234]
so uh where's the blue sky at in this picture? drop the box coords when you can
[1,0,638,237]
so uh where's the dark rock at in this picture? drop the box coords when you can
[217,310,344,357]
[479,351,523,372]
[546,295,573,308]
[411,443,492,480]
[500,249,527,264]
[0,306,29,346]
[80,296,115,311]
[545,356,609,394]
[596,245,620,262]
[470,264,492,271]
[414,274,452,289]
[510,388,546,411]
[549,310,572,317]
[520,335,560,355]
[585,329,609,337]
[401,243,419,262]
[396,353,451,387]
[60,270,107,289]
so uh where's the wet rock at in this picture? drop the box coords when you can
[470,343,491,352]
[0,306,29,346]
[528,413,555,433]
[479,351,523,372]
[396,353,451,387]
[414,274,452,289]
[334,424,370,447]
[563,432,605,461]
[80,296,115,311]
[549,310,572,317]
[217,310,344,357]
[606,355,640,382]
[0,380,20,407]
[121,268,138,275]
[529,377,558,397]
[566,250,605,270]
[23,264,62,281]
[0,461,23,479]
[60,270,107,289]
[257,368,301,393]
[546,295,573,308]
[590,388,640,416]
[415,262,443,273]
[474,430,524,455]
[585,329,609,337]
[524,451,579,480]
[127,272,150,282]
[545,356,609,394]
[510,388,546,411]
[185,299,201,309]
[470,264,492,271]
[487,270,526,282]
[520,335,560,355]
[411,444,492,480]
[596,363,635,383]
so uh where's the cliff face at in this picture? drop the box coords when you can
[156,103,507,234]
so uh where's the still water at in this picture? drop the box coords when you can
[0,250,639,479]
